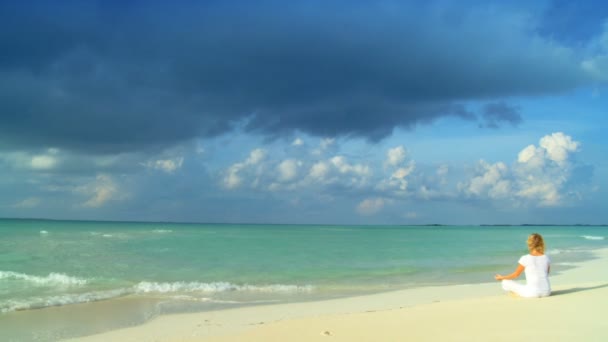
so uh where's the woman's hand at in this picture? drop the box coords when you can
[495,265,523,281]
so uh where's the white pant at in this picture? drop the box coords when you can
[501,280,551,298]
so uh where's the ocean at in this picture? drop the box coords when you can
[1,219,606,341]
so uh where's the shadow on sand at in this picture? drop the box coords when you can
[550,283,608,296]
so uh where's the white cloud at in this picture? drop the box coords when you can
[357,197,385,215]
[224,167,243,189]
[377,160,416,193]
[539,132,579,165]
[376,145,417,194]
[292,138,304,146]
[461,161,511,199]
[308,161,330,181]
[517,144,544,168]
[12,197,41,208]
[144,156,184,173]
[319,156,373,188]
[512,132,581,206]
[214,131,585,211]
[30,155,58,170]
[391,163,416,190]
[0,148,61,170]
[246,149,266,165]
[516,178,560,206]
[392,165,414,180]
[277,159,301,182]
[223,149,267,189]
[76,174,124,208]
[386,146,407,167]
[460,132,582,207]
[330,156,371,177]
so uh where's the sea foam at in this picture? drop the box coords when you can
[0,279,313,313]
[581,235,604,240]
[0,288,131,313]
[152,229,173,233]
[0,271,88,286]
[133,281,313,294]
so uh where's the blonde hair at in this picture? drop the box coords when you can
[527,233,545,254]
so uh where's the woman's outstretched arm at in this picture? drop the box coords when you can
[494,264,524,281]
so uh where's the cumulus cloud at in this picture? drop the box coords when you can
[388,164,416,192]
[277,159,302,182]
[223,149,267,189]
[377,145,416,194]
[222,146,374,193]
[512,132,580,206]
[330,156,371,177]
[385,146,407,167]
[301,155,372,188]
[308,161,330,182]
[517,144,544,167]
[538,132,579,165]
[516,180,560,206]
[459,161,511,199]
[460,132,583,207]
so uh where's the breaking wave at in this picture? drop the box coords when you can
[0,271,88,286]
[133,281,313,294]
[580,235,604,240]
[1,288,131,313]
[1,272,313,313]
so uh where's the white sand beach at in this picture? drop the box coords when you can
[68,248,608,342]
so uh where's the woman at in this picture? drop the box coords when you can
[495,233,551,298]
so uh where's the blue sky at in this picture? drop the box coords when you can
[1,0,607,224]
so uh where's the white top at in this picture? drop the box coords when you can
[518,254,551,294]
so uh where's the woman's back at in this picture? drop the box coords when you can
[519,254,551,293]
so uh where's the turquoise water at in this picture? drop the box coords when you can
[1,219,607,340]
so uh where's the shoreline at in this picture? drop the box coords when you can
[66,248,608,341]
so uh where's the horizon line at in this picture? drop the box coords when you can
[1,217,606,227]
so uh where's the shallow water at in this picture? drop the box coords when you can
[1,219,606,340]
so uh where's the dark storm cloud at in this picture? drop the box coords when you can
[537,0,608,46]
[480,102,522,129]
[0,1,595,153]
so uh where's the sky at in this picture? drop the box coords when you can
[1,0,607,225]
